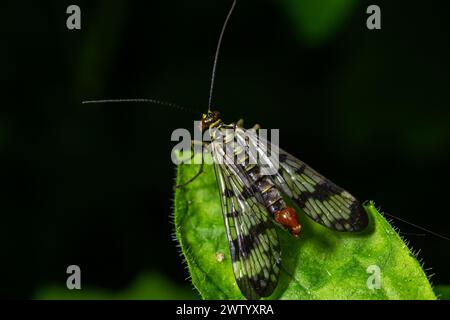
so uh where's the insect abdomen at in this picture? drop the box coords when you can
[245,165,301,236]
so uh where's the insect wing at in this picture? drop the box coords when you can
[241,127,368,232]
[212,140,281,299]
[275,150,368,231]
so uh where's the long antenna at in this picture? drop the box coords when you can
[208,0,237,111]
[383,212,450,242]
[82,98,197,114]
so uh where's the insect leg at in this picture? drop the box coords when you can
[176,161,204,189]
[186,140,204,162]
[236,119,260,130]
[175,140,208,188]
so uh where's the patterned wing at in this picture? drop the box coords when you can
[274,150,368,231]
[212,143,281,299]
[237,126,368,232]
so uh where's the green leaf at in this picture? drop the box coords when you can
[279,0,358,46]
[174,156,436,300]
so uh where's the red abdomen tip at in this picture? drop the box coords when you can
[275,207,302,237]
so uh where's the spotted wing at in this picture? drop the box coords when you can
[274,151,368,231]
[212,147,281,299]
[238,127,368,232]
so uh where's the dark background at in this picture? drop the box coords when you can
[1,0,449,299]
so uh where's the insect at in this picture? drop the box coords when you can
[83,0,369,300]
[192,111,368,300]
[175,0,369,299]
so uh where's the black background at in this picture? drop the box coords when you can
[1,0,449,298]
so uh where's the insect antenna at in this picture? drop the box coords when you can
[208,0,237,111]
[82,98,198,114]
[383,211,450,242]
